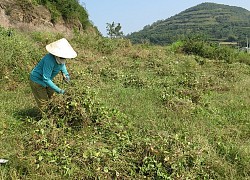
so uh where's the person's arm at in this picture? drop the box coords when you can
[61,64,70,83]
[43,58,64,94]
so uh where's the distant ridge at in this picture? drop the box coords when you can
[127,2,250,46]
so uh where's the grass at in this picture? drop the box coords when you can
[0,27,250,179]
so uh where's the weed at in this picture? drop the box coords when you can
[1,28,250,179]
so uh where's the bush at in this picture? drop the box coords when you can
[170,40,184,53]
[179,36,240,63]
[238,52,250,65]
[34,0,90,28]
[0,27,42,82]
[44,87,123,128]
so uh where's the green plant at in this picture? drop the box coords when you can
[34,0,90,28]
[170,40,184,53]
[106,22,124,38]
[44,86,122,127]
[123,74,147,88]
[179,36,240,63]
[1,27,250,179]
[238,52,250,65]
[0,27,42,81]
[126,3,250,46]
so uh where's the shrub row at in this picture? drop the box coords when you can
[174,36,250,64]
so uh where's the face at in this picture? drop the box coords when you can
[59,57,66,61]
[56,56,66,64]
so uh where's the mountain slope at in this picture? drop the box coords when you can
[0,0,96,34]
[127,3,250,45]
[1,26,250,179]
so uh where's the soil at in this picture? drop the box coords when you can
[0,0,77,34]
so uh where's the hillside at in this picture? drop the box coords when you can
[0,0,95,34]
[0,1,250,179]
[0,25,250,179]
[127,2,250,45]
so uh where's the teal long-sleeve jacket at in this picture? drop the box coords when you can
[30,53,69,93]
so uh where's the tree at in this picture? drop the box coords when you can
[106,22,123,38]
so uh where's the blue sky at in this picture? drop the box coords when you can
[80,0,250,36]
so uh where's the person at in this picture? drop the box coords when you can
[30,38,77,112]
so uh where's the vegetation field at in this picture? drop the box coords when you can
[0,27,250,179]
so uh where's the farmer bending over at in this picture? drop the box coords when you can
[30,38,77,112]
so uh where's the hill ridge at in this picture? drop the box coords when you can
[127,2,250,46]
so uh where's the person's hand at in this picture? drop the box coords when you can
[60,89,65,94]
[62,74,70,84]
[64,77,70,84]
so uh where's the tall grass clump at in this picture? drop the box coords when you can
[237,52,250,65]
[0,27,42,82]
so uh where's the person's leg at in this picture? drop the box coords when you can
[29,80,49,112]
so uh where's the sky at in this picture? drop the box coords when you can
[80,0,250,36]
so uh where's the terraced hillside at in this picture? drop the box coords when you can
[127,2,250,45]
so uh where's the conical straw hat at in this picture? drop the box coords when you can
[46,38,77,59]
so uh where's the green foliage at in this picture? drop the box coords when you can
[30,31,64,47]
[177,36,250,64]
[72,32,131,55]
[33,0,90,28]
[123,74,147,88]
[237,52,250,65]
[127,2,250,46]
[44,87,121,127]
[106,22,124,38]
[44,1,61,24]
[170,40,184,53]
[26,86,126,177]
[0,27,42,82]
[1,28,250,179]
